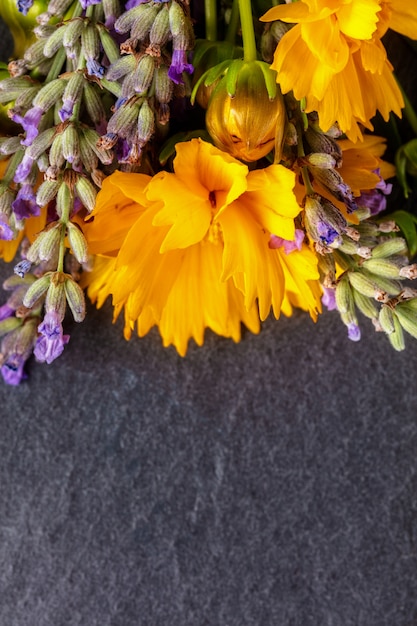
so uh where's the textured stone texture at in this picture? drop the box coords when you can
[0,17,417,626]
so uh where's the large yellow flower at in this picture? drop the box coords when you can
[261,0,417,141]
[83,139,321,355]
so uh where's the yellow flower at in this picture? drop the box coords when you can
[261,0,417,141]
[84,139,321,355]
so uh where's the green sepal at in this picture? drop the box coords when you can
[255,61,277,100]
[225,59,244,97]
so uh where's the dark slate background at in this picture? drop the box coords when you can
[1,17,417,626]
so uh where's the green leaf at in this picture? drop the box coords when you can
[389,209,417,257]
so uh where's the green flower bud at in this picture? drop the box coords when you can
[56,181,72,218]
[43,24,66,58]
[133,54,155,94]
[22,273,51,308]
[33,77,66,111]
[137,99,154,146]
[45,277,66,319]
[63,17,85,49]
[353,290,378,320]
[81,24,100,61]
[75,176,97,213]
[362,258,401,279]
[149,5,170,49]
[348,271,381,299]
[97,23,120,64]
[387,314,405,351]
[394,303,417,340]
[379,304,395,335]
[49,132,65,169]
[66,222,89,264]
[36,179,60,206]
[304,152,337,169]
[62,123,80,164]
[64,276,86,322]
[371,237,408,259]
[335,275,354,315]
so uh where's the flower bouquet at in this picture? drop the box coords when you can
[0,0,417,384]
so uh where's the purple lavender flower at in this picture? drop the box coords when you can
[357,169,393,216]
[14,153,34,184]
[168,50,194,85]
[86,59,106,79]
[1,353,28,385]
[17,0,34,15]
[12,184,40,220]
[34,311,70,365]
[269,229,304,254]
[0,303,14,321]
[79,0,101,9]
[0,214,14,241]
[12,106,43,147]
[347,322,361,342]
[321,287,337,311]
[58,102,74,123]
[317,221,339,246]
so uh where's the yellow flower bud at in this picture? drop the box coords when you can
[205,60,285,162]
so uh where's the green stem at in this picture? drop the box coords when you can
[100,78,122,98]
[225,0,239,44]
[398,81,417,137]
[238,0,257,62]
[296,123,315,196]
[205,0,217,41]
[46,48,67,83]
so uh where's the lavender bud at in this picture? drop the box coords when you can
[75,176,97,213]
[62,124,80,164]
[49,133,65,169]
[97,24,120,64]
[130,5,160,41]
[106,55,136,81]
[43,26,66,58]
[64,276,86,322]
[82,82,106,127]
[149,5,170,49]
[66,222,89,263]
[81,24,101,63]
[137,99,154,146]
[63,17,85,49]
[36,180,60,206]
[56,182,72,218]
[154,66,173,104]
[82,128,113,164]
[379,304,395,335]
[34,310,69,364]
[133,55,155,94]
[114,5,148,34]
[362,258,401,279]
[47,0,74,17]
[22,274,51,308]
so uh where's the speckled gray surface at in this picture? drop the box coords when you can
[0,16,417,626]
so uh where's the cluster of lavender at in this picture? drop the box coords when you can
[0,0,194,383]
[285,108,417,347]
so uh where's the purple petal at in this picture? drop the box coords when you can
[347,322,361,342]
[14,154,34,184]
[168,49,194,85]
[1,353,27,385]
[16,0,34,16]
[12,184,40,219]
[34,311,70,365]
[19,106,43,147]
[321,287,337,311]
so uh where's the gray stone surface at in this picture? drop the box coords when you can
[0,14,417,626]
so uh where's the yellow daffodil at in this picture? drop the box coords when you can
[83,139,321,355]
[261,0,417,141]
